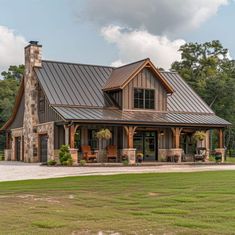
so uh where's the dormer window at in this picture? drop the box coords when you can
[134,88,155,109]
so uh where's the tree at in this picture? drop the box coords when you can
[171,40,235,152]
[0,65,24,151]
[0,65,24,126]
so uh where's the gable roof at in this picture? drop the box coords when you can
[1,58,230,131]
[102,58,174,93]
[35,59,214,115]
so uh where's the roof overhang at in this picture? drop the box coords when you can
[0,78,24,131]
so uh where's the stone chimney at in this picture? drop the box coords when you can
[23,41,42,162]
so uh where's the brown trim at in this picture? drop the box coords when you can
[103,59,174,94]
[58,119,229,128]
[0,78,24,131]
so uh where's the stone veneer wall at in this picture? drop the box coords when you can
[10,128,23,161]
[23,43,42,162]
[36,122,54,161]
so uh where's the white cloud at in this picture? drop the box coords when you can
[0,26,26,74]
[101,25,185,69]
[82,0,229,35]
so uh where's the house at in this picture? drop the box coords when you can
[0,41,230,164]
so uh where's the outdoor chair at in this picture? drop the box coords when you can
[194,147,206,162]
[81,145,97,162]
[106,145,118,162]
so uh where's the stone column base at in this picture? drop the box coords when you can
[69,148,78,165]
[215,148,225,163]
[122,148,136,164]
[4,149,12,161]
[168,148,183,162]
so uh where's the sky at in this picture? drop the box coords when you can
[0,0,235,74]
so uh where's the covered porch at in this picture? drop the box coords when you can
[59,123,226,164]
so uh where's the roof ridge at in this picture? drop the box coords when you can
[42,59,115,69]
[160,70,178,74]
[114,58,149,70]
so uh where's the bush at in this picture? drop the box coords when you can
[59,145,73,166]
[47,159,57,166]
[122,159,129,166]
[80,160,86,166]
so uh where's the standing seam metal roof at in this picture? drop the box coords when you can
[35,59,229,126]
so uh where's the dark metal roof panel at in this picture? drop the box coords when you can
[53,106,230,126]
[161,72,214,114]
[35,61,114,107]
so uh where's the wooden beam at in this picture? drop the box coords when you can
[171,127,183,148]
[124,126,137,148]
[218,128,223,148]
[69,125,75,149]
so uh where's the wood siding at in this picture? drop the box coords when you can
[54,125,65,149]
[122,68,167,111]
[38,85,62,123]
[106,90,122,108]
[9,94,25,129]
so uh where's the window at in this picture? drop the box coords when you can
[134,89,144,108]
[134,88,155,109]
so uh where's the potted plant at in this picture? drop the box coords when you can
[96,128,112,162]
[136,152,144,164]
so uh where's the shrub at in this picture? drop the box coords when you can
[122,159,129,166]
[47,159,57,166]
[59,145,73,166]
[80,160,86,166]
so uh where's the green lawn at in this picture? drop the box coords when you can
[1,172,235,235]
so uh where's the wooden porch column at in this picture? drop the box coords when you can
[124,126,137,148]
[64,125,69,145]
[69,124,80,149]
[218,128,223,148]
[171,128,183,148]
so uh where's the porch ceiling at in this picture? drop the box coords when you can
[52,106,230,127]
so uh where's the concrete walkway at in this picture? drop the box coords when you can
[1,161,235,182]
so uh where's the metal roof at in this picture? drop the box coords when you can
[34,59,230,127]
[161,72,214,114]
[103,59,147,90]
[35,60,114,107]
[53,106,230,127]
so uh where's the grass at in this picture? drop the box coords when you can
[1,172,235,234]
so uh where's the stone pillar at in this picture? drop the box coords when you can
[23,41,42,162]
[122,148,136,165]
[168,148,183,162]
[215,128,225,162]
[123,126,137,164]
[69,148,78,165]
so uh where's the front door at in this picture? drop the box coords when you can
[134,131,158,161]
[15,137,21,161]
[39,135,48,163]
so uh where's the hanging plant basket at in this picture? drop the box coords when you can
[193,131,207,142]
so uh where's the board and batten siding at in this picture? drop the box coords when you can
[9,94,25,129]
[122,68,167,111]
[38,85,62,123]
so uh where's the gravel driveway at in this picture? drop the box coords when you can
[1,161,235,182]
